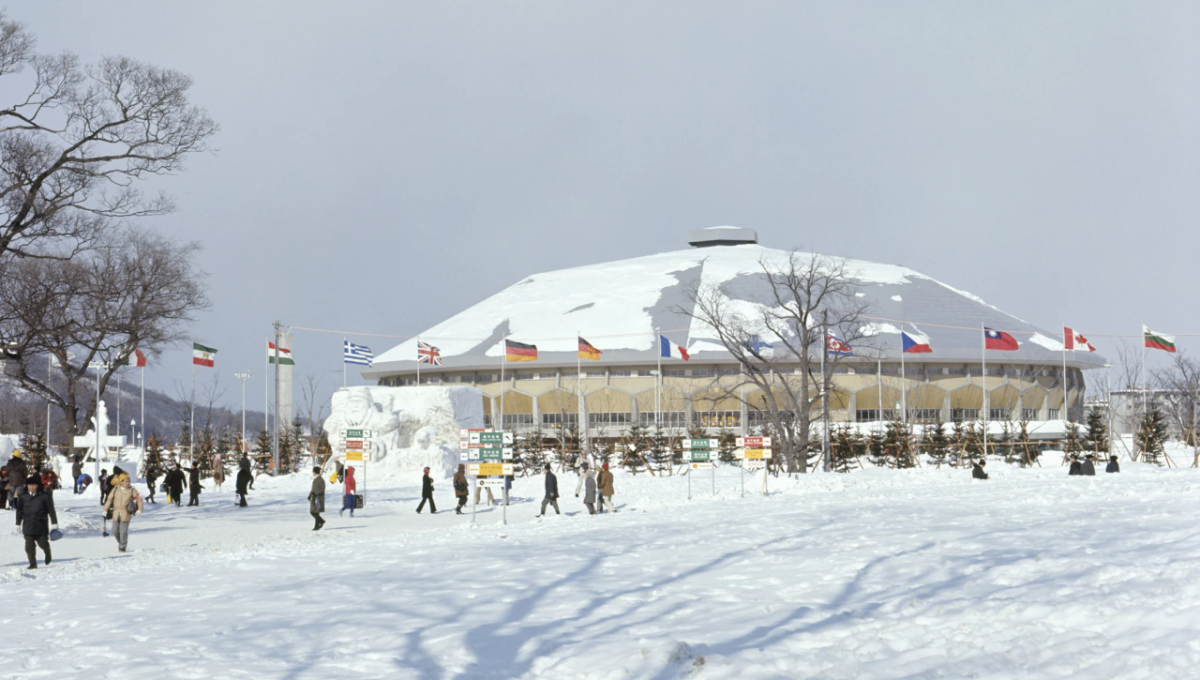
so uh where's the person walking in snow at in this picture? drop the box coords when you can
[71,455,83,494]
[186,465,203,506]
[538,464,560,517]
[98,468,111,505]
[971,459,989,480]
[417,467,437,514]
[582,467,597,515]
[1081,455,1097,476]
[15,476,57,569]
[575,460,590,497]
[145,466,158,504]
[309,466,326,530]
[164,465,186,507]
[211,455,226,492]
[101,474,144,553]
[239,453,251,473]
[1106,455,1120,473]
[475,477,495,507]
[597,463,616,512]
[453,464,468,515]
[341,466,358,517]
[6,451,28,508]
[235,466,254,507]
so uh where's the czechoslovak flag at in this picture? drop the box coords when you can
[659,335,690,361]
[1063,327,1096,352]
[901,331,932,354]
[192,342,217,367]
[984,328,1019,351]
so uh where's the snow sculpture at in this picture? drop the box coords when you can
[323,385,485,480]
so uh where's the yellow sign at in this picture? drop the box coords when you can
[469,462,511,476]
[346,451,363,462]
[743,448,772,460]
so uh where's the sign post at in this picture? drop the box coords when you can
[684,438,718,500]
[462,429,512,524]
[736,437,772,497]
[338,428,372,509]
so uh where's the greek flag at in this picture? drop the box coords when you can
[343,341,373,366]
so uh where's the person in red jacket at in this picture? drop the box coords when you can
[340,466,357,517]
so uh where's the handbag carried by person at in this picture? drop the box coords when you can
[354,494,364,509]
[126,490,140,515]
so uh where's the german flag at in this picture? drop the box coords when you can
[578,336,601,361]
[505,339,538,362]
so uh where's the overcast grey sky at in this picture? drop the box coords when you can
[13,1,1200,409]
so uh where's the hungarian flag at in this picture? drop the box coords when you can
[267,340,294,365]
[659,335,690,361]
[578,337,601,361]
[901,331,932,354]
[1063,327,1096,352]
[984,328,1019,351]
[125,349,147,367]
[505,339,538,362]
[193,343,217,367]
[1144,326,1177,353]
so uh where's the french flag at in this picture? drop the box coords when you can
[901,331,932,354]
[660,335,690,361]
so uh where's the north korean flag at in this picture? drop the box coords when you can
[984,327,1019,351]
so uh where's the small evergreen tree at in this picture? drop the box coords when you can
[1084,406,1110,456]
[1063,421,1084,457]
[866,428,886,467]
[19,432,49,473]
[1137,404,1169,466]
[142,434,165,480]
[830,425,858,473]
[950,416,967,467]
[620,423,651,475]
[925,417,950,467]
[717,427,737,463]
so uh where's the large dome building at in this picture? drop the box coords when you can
[363,227,1104,439]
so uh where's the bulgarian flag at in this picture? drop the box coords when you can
[1144,326,1177,353]
[192,342,217,367]
[268,340,294,365]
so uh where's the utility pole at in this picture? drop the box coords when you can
[235,372,252,453]
[821,309,831,473]
[272,321,282,474]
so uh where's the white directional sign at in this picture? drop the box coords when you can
[689,462,715,469]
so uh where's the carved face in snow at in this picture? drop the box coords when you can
[343,391,374,426]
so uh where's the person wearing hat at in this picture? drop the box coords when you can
[972,459,989,480]
[538,463,560,517]
[5,450,28,509]
[308,466,326,530]
[597,462,616,513]
[575,460,590,498]
[417,467,437,514]
[1105,455,1120,473]
[1067,455,1083,476]
[101,473,144,552]
[15,475,57,569]
[1081,455,1097,476]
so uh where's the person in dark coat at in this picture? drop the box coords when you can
[235,467,254,507]
[972,459,989,480]
[99,468,112,505]
[582,468,597,515]
[72,455,83,494]
[417,467,436,514]
[164,465,186,506]
[538,464,560,517]
[186,465,203,506]
[6,452,28,507]
[1081,455,1097,476]
[1068,456,1083,476]
[0,467,7,510]
[1106,455,1120,473]
[308,466,325,530]
[452,464,468,515]
[145,466,158,504]
[239,454,251,473]
[15,476,57,569]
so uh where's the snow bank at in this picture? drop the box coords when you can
[0,434,19,467]
[323,385,485,481]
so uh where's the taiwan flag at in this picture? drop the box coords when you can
[984,328,1019,351]
[901,331,932,354]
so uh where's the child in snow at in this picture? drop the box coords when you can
[1105,455,1120,473]
[971,459,988,480]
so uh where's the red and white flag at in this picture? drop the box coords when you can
[125,349,147,367]
[1063,327,1096,352]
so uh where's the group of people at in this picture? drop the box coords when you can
[1,451,61,511]
[971,454,1123,480]
[434,460,617,517]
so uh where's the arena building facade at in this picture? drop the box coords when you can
[362,227,1106,440]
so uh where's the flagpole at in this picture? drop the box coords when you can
[499,336,506,431]
[1062,323,1068,423]
[117,367,121,444]
[656,331,661,433]
[140,361,145,457]
[577,331,584,457]
[416,335,421,386]
[1141,323,1147,416]
[265,337,269,438]
[45,354,51,458]
[900,334,906,424]
[982,324,987,460]
[190,358,196,466]
[343,336,347,388]
[820,316,827,473]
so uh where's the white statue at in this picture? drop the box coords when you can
[72,401,126,462]
[322,387,402,460]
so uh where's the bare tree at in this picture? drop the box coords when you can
[0,227,209,440]
[0,12,217,261]
[1152,352,1200,445]
[300,372,330,467]
[683,251,869,473]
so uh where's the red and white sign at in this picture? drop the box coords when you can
[735,436,772,448]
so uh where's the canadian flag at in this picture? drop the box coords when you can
[1063,327,1096,352]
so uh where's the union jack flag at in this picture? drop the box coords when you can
[417,341,442,365]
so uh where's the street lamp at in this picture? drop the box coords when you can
[234,372,252,453]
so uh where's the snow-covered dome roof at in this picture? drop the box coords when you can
[365,242,1106,377]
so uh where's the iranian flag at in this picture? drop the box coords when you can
[267,340,294,365]
[1143,326,1176,353]
[193,342,218,367]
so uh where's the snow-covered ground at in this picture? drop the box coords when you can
[4,457,1200,679]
